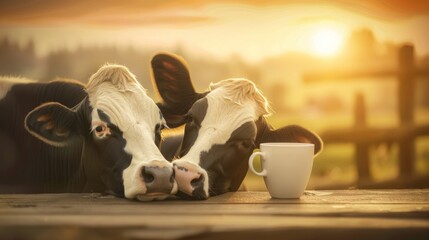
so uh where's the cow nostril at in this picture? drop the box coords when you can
[142,168,155,183]
[191,174,204,187]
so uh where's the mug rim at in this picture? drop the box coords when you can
[260,142,314,147]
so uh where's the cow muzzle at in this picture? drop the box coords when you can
[127,160,178,201]
[173,161,208,200]
[141,165,175,194]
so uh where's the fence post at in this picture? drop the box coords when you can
[398,44,415,177]
[354,93,371,181]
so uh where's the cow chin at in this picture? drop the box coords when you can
[126,188,175,201]
[176,189,208,200]
[136,193,170,202]
[124,182,178,201]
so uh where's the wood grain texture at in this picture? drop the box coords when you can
[1,190,429,240]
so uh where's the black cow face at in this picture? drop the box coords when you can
[151,53,323,200]
[25,64,177,201]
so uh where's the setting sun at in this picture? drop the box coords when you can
[311,27,344,57]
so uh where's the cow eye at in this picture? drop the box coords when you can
[185,114,193,122]
[185,113,201,128]
[92,123,111,139]
[186,114,196,125]
[236,140,255,150]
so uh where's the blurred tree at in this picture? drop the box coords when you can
[44,50,73,81]
[0,37,37,78]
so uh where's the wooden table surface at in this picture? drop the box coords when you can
[1,190,429,240]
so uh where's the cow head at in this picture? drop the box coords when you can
[152,53,323,200]
[25,64,177,201]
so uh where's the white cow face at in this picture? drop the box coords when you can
[25,64,177,201]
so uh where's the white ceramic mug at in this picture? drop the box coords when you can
[248,143,315,198]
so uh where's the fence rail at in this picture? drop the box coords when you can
[303,44,429,184]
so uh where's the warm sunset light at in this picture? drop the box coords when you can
[1,2,429,238]
[311,27,344,57]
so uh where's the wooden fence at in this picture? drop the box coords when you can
[303,44,429,184]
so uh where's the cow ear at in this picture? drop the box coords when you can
[255,117,323,155]
[156,104,188,128]
[25,102,81,147]
[151,53,206,127]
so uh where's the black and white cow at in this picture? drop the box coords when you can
[0,64,177,201]
[151,53,323,200]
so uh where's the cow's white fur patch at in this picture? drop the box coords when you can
[209,78,271,117]
[177,78,271,196]
[86,64,175,199]
[182,78,270,165]
[0,76,37,100]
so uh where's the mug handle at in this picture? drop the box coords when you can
[248,152,267,176]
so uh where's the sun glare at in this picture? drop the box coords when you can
[311,27,343,57]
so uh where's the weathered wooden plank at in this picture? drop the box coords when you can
[320,125,429,144]
[1,190,428,240]
[1,191,428,222]
[303,69,397,83]
[302,67,429,83]
[1,202,428,217]
[2,225,429,240]
[2,190,429,203]
[1,214,429,240]
[353,93,371,181]
[2,214,429,229]
[209,189,429,204]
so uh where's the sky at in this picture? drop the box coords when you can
[1,0,428,61]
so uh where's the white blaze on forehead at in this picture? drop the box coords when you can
[0,76,37,100]
[86,64,163,135]
[209,78,270,117]
[85,64,168,198]
[181,78,271,165]
[86,64,160,130]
